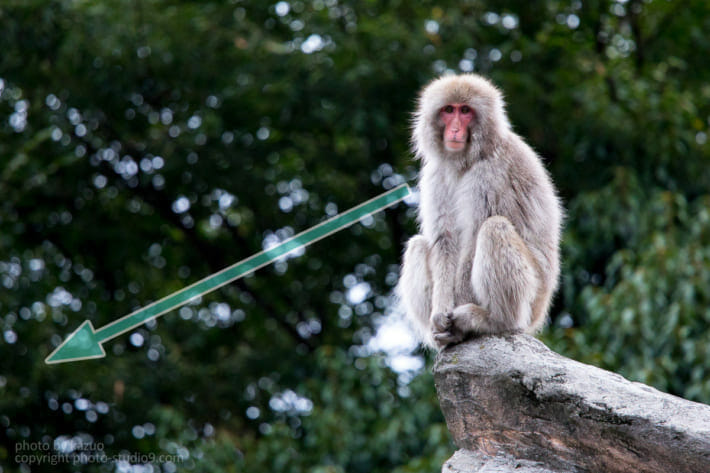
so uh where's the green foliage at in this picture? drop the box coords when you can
[1,0,709,472]
[548,190,710,402]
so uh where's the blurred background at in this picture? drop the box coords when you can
[1,0,710,471]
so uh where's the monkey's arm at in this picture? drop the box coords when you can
[418,166,459,319]
[429,230,458,317]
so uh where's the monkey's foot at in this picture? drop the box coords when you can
[432,304,492,348]
[432,312,466,348]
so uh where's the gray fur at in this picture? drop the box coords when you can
[397,74,562,349]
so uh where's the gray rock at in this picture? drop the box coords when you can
[434,334,710,473]
[442,449,569,473]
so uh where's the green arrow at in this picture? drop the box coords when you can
[45,184,411,364]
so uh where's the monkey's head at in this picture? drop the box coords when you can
[413,74,510,169]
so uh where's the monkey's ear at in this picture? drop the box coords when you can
[411,83,456,161]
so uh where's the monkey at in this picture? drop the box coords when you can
[397,73,562,349]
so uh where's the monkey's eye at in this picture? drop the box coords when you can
[460,105,471,114]
[443,105,454,114]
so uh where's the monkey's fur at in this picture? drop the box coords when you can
[398,74,562,349]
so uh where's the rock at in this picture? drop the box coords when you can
[442,449,569,473]
[434,334,710,473]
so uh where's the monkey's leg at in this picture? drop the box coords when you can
[433,216,539,347]
[398,235,434,346]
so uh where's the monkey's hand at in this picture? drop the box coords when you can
[431,304,491,348]
[431,312,466,348]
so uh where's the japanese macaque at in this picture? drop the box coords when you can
[397,74,562,349]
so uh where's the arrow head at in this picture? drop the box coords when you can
[45,320,106,364]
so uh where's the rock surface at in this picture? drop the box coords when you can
[442,449,568,473]
[434,334,710,473]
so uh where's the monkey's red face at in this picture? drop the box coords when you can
[440,104,474,152]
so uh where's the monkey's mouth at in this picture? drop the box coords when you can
[444,140,467,151]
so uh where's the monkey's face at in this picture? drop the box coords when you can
[413,74,508,165]
[440,104,474,152]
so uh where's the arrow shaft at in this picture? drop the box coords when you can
[93,184,410,342]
